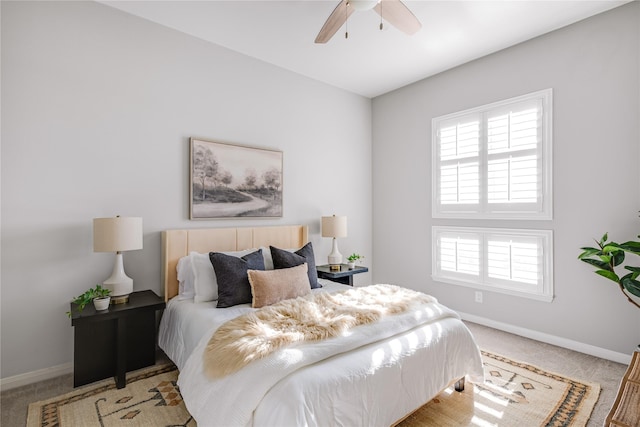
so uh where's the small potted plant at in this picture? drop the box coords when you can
[347,253,365,270]
[66,285,111,317]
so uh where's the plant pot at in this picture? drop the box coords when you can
[93,296,111,311]
[347,262,356,270]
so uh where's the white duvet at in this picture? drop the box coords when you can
[159,281,484,426]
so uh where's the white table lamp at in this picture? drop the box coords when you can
[322,215,347,270]
[93,216,143,304]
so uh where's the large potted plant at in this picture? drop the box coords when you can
[578,232,640,309]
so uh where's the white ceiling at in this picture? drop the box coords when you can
[101,0,630,98]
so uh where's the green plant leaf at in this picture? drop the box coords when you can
[612,250,626,266]
[602,243,622,253]
[599,233,609,246]
[595,269,619,282]
[622,266,640,281]
[620,276,640,298]
[579,246,601,252]
[598,255,611,264]
[619,241,640,255]
[580,258,612,271]
[578,248,601,259]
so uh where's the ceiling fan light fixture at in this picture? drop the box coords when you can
[315,0,420,44]
[348,0,379,11]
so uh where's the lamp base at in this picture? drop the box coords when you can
[329,264,342,271]
[327,238,343,268]
[110,294,130,304]
[103,252,133,304]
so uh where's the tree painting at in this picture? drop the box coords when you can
[192,145,218,201]
[263,168,281,192]
[244,168,258,190]
[190,139,283,219]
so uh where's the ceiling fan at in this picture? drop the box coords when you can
[315,0,422,44]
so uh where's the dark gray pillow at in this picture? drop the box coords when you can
[270,242,320,289]
[210,249,265,308]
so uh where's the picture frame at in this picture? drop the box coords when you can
[190,138,283,219]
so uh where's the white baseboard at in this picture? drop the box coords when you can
[459,311,633,365]
[0,362,73,392]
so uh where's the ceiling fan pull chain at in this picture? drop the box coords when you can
[314,0,421,44]
[345,0,349,39]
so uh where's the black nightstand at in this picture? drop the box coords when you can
[316,264,369,286]
[70,290,165,389]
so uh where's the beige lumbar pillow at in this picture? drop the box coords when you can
[248,263,311,308]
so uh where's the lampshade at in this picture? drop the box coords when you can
[93,217,143,253]
[321,215,348,238]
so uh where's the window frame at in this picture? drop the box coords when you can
[432,226,554,302]
[432,89,553,220]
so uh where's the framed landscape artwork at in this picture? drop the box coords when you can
[190,138,283,219]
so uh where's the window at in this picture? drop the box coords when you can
[431,89,554,301]
[432,226,553,301]
[432,89,552,219]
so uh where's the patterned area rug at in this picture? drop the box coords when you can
[27,351,600,427]
[399,350,601,427]
[26,364,194,427]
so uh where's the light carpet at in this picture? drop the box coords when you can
[27,351,600,427]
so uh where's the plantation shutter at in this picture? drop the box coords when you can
[436,116,480,210]
[432,89,551,219]
[486,233,543,293]
[435,229,481,280]
[433,226,553,301]
[486,99,542,210]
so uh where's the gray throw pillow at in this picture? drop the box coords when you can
[270,242,320,289]
[210,249,265,308]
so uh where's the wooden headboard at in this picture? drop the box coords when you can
[161,225,309,301]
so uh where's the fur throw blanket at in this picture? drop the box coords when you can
[204,284,436,378]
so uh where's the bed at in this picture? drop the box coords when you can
[158,225,483,426]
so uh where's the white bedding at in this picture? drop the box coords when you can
[158,280,484,426]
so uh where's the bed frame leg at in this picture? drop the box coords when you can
[454,377,465,392]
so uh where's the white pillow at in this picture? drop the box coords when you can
[192,249,256,303]
[260,246,274,270]
[176,255,196,300]
[260,246,298,270]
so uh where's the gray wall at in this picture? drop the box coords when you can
[1,1,372,380]
[372,2,640,358]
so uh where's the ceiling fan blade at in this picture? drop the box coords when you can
[374,0,422,35]
[315,1,355,44]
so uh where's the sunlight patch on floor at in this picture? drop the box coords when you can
[470,415,498,427]
[475,385,510,407]
[473,400,504,419]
